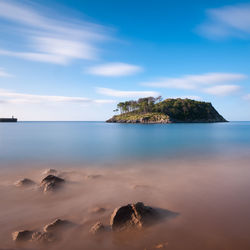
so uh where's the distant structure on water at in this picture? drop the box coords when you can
[0,116,18,122]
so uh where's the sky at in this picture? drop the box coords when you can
[0,0,250,121]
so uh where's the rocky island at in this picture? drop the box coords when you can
[107,97,227,123]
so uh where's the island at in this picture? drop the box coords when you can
[106,97,227,123]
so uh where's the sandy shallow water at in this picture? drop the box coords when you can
[1,156,250,250]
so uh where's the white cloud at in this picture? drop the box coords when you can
[0,68,12,77]
[0,1,109,64]
[0,50,68,64]
[142,73,246,89]
[0,89,115,104]
[96,87,159,98]
[87,63,143,77]
[198,4,250,38]
[203,85,240,96]
[243,94,250,101]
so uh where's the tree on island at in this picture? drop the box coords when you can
[116,96,162,114]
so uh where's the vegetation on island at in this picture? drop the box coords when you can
[107,97,227,123]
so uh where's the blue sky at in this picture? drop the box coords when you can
[0,0,250,121]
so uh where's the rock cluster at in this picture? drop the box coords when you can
[12,202,161,245]
[15,169,65,193]
[12,169,170,247]
[12,219,75,244]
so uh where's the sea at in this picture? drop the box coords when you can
[1,121,250,249]
[0,121,250,167]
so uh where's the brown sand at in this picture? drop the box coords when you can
[1,156,250,249]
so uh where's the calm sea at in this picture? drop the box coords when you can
[0,121,250,167]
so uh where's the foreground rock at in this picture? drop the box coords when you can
[12,230,33,242]
[43,219,74,233]
[110,202,159,231]
[40,175,65,192]
[12,219,73,244]
[89,222,106,235]
[15,178,35,187]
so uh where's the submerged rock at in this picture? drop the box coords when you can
[12,230,33,242]
[89,222,106,235]
[40,175,65,192]
[110,202,158,231]
[43,219,74,233]
[31,231,56,244]
[15,178,35,187]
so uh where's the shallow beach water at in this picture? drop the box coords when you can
[1,122,250,249]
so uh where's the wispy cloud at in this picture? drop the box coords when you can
[0,89,115,104]
[0,1,109,64]
[142,73,246,90]
[87,62,143,77]
[198,4,250,39]
[203,85,240,96]
[96,87,159,98]
[243,94,250,101]
[0,68,13,77]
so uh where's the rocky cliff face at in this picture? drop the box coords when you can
[107,113,172,124]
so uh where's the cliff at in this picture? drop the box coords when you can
[106,98,227,123]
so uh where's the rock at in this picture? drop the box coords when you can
[89,222,105,235]
[43,219,74,233]
[40,175,65,192]
[31,231,56,244]
[15,178,36,187]
[12,230,33,242]
[110,202,158,231]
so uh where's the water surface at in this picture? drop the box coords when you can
[0,121,250,167]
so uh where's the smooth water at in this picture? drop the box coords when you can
[1,121,250,167]
[1,122,250,250]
